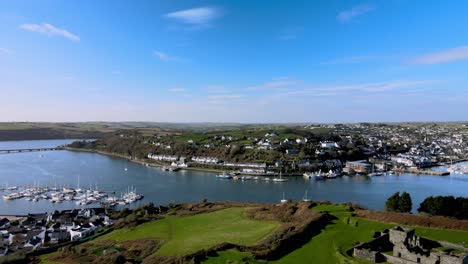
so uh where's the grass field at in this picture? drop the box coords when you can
[274,204,392,264]
[275,204,468,264]
[204,249,266,264]
[39,204,468,263]
[98,207,280,256]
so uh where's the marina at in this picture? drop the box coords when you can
[1,185,143,206]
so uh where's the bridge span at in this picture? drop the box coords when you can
[0,147,64,154]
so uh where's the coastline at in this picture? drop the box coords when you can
[63,147,300,176]
[63,147,227,174]
[63,147,456,177]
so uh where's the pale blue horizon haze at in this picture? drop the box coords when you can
[1,0,468,123]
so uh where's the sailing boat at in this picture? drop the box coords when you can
[76,175,83,193]
[302,190,311,202]
[280,192,288,203]
[273,171,287,182]
[368,163,383,176]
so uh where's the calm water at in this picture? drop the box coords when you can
[0,140,467,215]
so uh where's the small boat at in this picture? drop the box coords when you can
[302,190,311,202]
[326,170,338,179]
[215,172,233,179]
[272,172,287,182]
[63,187,75,194]
[280,192,288,203]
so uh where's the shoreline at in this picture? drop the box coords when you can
[63,147,459,177]
[63,147,304,176]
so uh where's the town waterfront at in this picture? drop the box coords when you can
[0,140,467,215]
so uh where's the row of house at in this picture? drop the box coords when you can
[147,153,179,162]
[0,208,113,256]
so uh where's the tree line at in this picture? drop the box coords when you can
[385,192,468,220]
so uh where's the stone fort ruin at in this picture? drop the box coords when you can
[353,226,468,264]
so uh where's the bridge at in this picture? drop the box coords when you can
[0,147,64,154]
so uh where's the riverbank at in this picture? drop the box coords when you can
[64,147,298,176]
[395,168,450,176]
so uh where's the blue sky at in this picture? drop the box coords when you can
[1,0,468,123]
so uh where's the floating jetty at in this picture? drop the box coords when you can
[0,186,143,206]
[395,168,450,176]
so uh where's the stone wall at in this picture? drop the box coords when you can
[393,243,439,264]
[440,254,468,264]
[384,253,418,264]
[353,248,379,262]
[389,226,414,245]
[439,241,468,252]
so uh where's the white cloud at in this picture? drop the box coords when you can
[207,94,246,104]
[168,88,185,92]
[323,55,389,65]
[0,48,10,54]
[20,23,80,41]
[205,85,232,93]
[246,78,302,91]
[412,46,468,64]
[153,51,171,61]
[165,6,221,26]
[337,4,375,23]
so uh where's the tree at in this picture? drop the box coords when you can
[399,192,412,213]
[385,192,400,212]
[385,192,412,213]
[418,195,468,219]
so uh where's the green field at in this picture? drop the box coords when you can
[204,249,266,264]
[276,204,468,264]
[98,207,280,256]
[206,204,468,264]
[39,204,468,264]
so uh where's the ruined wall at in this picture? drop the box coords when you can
[440,254,468,264]
[393,243,439,264]
[384,253,418,264]
[389,228,413,245]
[353,248,379,262]
[439,241,468,252]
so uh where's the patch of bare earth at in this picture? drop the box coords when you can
[356,209,468,231]
[46,238,162,264]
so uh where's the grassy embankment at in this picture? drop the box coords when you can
[38,204,468,263]
[100,207,279,256]
[206,204,468,264]
[40,207,279,263]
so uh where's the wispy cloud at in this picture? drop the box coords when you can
[0,48,10,54]
[165,6,221,28]
[323,55,389,65]
[246,78,302,91]
[337,4,375,23]
[315,80,436,93]
[205,85,232,93]
[20,23,80,41]
[168,88,185,93]
[412,46,468,65]
[153,51,170,61]
[207,94,246,104]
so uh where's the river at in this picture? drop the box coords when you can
[0,139,467,215]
